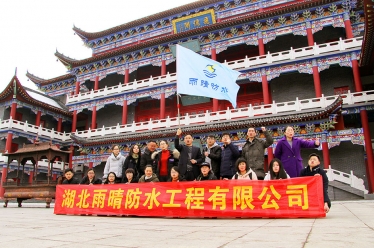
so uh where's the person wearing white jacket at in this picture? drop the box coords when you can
[103,144,125,182]
[232,157,258,180]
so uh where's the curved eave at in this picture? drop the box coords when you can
[26,71,75,86]
[71,96,342,146]
[72,0,220,41]
[66,0,341,68]
[54,50,79,68]
[359,0,374,68]
[0,76,72,118]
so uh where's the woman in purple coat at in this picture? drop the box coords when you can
[274,126,320,178]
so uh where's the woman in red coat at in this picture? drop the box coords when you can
[274,126,319,178]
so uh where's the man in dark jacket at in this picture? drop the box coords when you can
[62,168,80,184]
[203,135,221,177]
[300,153,331,213]
[139,141,157,177]
[174,128,203,180]
[241,126,273,180]
[220,133,240,179]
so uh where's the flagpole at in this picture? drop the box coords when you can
[177,94,181,127]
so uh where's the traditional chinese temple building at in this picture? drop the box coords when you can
[1,0,373,200]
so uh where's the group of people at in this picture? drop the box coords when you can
[62,126,330,213]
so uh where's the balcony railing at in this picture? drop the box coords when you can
[66,36,363,105]
[2,90,373,142]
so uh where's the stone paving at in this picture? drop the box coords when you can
[0,200,373,248]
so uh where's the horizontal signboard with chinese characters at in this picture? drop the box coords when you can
[54,177,325,218]
[172,9,216,34]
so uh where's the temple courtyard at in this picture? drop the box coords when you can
[0,200,373,247]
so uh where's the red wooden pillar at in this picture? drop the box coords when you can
[35,110,41,126]
[335,114,345,130]
[312,59,322,97]
[52,174,57,181]
[122,99,128,125]
[10,102,17,119]
[94,76,99,91]
[161,59,166,76]
[343,12,353,39]
[160,91,166,119]
[211,46,219,111]
[69,145,74,169]
[91,106,97,129]
[351,53,362,92]
[267,147,274,163]
[72,110,77,132]
[89,162,93,169]
[28,171,34,184]
[124,66,130,84]
[321,134,330,169]
[75,81,80,95]
[257,32,265,56]
[261,69,270,104]
[57,118,62,132]
[361,109,374,193]
[5,132,13,153]
[0,167,7,198]
[306,21,314,46]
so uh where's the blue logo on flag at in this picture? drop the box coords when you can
[203,65,217,78]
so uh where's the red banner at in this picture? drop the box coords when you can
[54,177,325,218]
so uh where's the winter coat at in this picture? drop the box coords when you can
[80,176,102,185]
[138,173,160,183]
[122,177,138,184]
[220,143,240,177]
[151,149,180,178]
[196,171,217,181]
[103,153,126,179]
[174,136,204,179]
[202,143,222,178]
[264,172,290,180]
[139,148,157,177]
[300,165,331,208]
[274,137,318,178]
[122,154,141,178]
[62,177,80,184]
[232,169,258,180]
[241,131,273,179]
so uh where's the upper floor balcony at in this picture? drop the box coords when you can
[1,90,373,143]
[66,36,363,105]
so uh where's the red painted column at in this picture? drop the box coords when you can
[0,167,7,198]
[72,110,77,132]
[161,59,166,76]
[75,81,80,95]
[306,21,314,46]
[69,145,74,169]
[351,53,363,92]
[124,66,130,84]
[28,171,34,184]
[267,147,274,163]
[360,109,374,193]
[94,76,99,90]
[5,132,13,153]
[52,174,57,181]
[89,162,93,169]
[211,46,219,111]
[160,92,166,119]
[312,59,322,97]
[261,69,270,104]
[57,118,62,132]
[35,110,41,126]
[321,134,330,169]
[335,114,345,130]
[343,12,353,39]
[91,106,97,129]
[10,102,17,119]
[122,100,128,125]
[258,32,265,56]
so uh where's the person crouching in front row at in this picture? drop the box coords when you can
[103,172,117,184]
[62,168,80,184]
[196,162,217,181]
[168,166,186,182]
[138,165,159,183]
[122,168,138,184]
[232,158,258,180]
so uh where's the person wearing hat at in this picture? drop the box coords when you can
[196,162,217,181]
[299,153,331,213]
